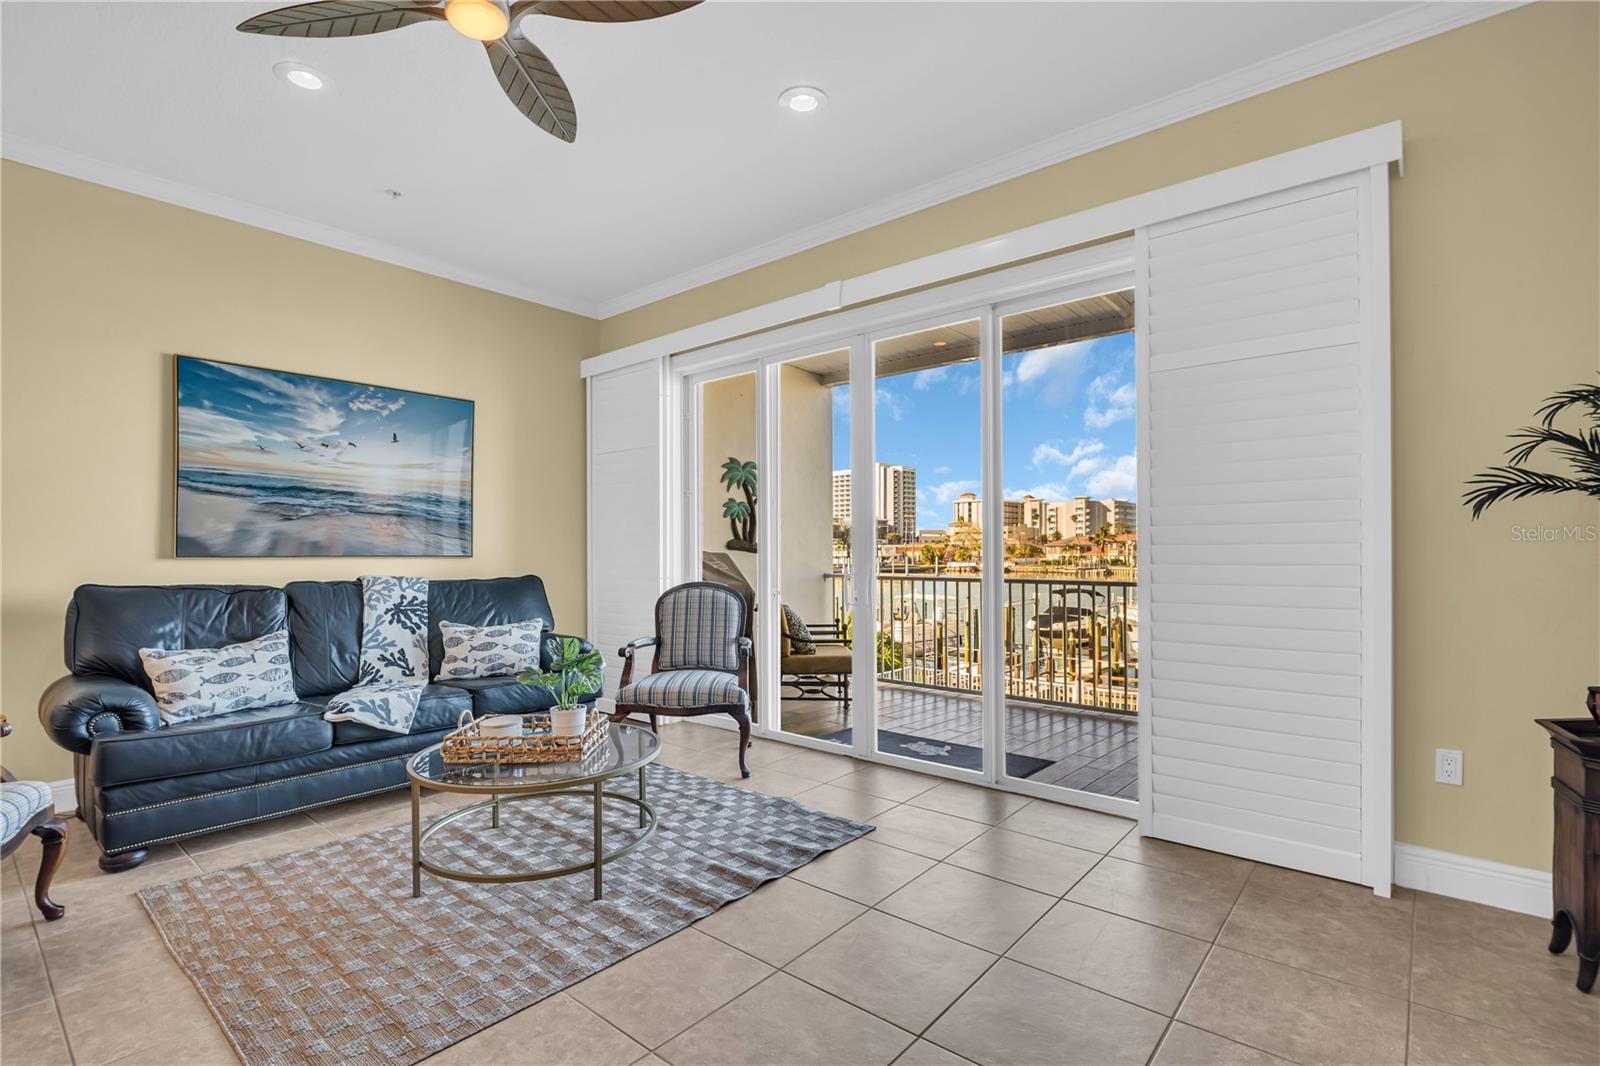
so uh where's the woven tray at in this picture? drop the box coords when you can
[441,709,608,765]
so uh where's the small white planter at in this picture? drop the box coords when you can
[477,714,523,738]
[549,707,587,737]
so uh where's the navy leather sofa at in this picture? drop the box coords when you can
[37,576,595,871]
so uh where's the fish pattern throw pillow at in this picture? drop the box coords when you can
[435,619,547,680]
[139,630,298,725]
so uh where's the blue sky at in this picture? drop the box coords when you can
[176,357,473,491]
[830,333,1136,530]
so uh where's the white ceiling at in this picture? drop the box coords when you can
[1,2,1501,318]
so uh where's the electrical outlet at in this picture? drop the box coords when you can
[1435,748,1463,786]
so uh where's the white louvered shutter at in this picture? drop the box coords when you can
[587,360,669,696]
[1137,170,1391,887]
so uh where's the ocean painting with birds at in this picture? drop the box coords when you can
[174,356,473,557]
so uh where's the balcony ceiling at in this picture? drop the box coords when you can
[794,292,1134,385]
[2,2,1459,316]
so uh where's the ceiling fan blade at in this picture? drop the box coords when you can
[485,34,577,142]
[237,1,442,38]
[515,1,700,23]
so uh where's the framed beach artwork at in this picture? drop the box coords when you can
[174,356,474,557]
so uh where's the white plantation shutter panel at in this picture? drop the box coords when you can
[1137,170,1392,887]
[587,360,668,696]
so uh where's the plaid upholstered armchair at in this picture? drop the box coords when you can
[611,582,754,778]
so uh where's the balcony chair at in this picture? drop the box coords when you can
[780,606,852,723]
[612,582,754,778]
[1,713,68,921]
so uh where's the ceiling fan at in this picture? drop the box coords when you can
[237,0,701,143]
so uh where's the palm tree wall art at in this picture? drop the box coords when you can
[1463,378,1599,722]
[1463,379,1600,518]
[720,457,757,551]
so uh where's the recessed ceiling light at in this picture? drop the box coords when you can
[933,340,948,348]
[779,86,826,114]
[274,62,326,91]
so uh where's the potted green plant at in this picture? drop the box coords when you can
[519,637,605,735]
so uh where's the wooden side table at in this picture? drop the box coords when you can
[1538,709,1600,993]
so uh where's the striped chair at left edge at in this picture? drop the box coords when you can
[612,582,754,778]
[1,713,68,921]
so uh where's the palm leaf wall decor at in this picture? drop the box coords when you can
[1463,379,1600,519]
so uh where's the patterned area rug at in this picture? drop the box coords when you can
[138,765,872,1066]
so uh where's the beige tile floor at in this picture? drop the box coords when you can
[2,720,1596,1065]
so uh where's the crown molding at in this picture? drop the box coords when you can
[0,134,605,319]
[590,0,1523,319]
[3,2,1520,322]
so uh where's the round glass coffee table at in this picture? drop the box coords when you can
[406,722,659,901]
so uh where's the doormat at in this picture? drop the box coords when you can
[819,728,1053,779]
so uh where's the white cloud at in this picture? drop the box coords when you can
[1085,454,1137,498]
[1084,371,1135,429]
[349,389,407,417]
[1008,338,1097,404]
[876,387,908,422]
[922,479,980,507]
[912,366,950,391]
[1031,438,1104,470]
[212,362,345,437]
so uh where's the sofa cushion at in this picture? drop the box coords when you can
[89,702,333,787]
[302,684,472,744]
[443,676,599,716]
[427,577,553,679]
[66,584,287,688]
[283,580,362,698]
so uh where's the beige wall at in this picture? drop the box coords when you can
[598,4,1600,873]
[698,367,834,621]
[0,161,598,782]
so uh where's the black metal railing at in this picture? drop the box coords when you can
[823,572,1138,715]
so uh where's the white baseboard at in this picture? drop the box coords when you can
[1393,842,1551,918]
[48,778,76,816]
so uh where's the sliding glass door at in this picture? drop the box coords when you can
[996,293,1139,802]
[867,317,986,773]
[680,259,1139,812]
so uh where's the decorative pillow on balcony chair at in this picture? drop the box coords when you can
[781,604,817,655]
[138,630,298,725]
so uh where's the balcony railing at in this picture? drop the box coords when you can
[823,572,1138,715]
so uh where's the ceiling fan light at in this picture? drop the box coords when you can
[445,0,509,41]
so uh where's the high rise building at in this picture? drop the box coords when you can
[1044,501,1073,539]
[875,463,917,541]
[949,493,1024,530]
[1102,498,1137,532]
[831,469,851,526]
[1071,496,1108,537]
[1019,494,1046,534]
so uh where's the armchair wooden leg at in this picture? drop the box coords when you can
[730,709,752,779]
[31,816,67,921]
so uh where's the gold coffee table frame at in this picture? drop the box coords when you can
[406,723,660,901]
